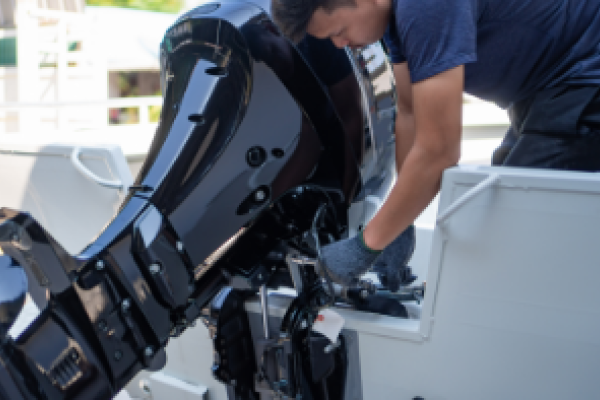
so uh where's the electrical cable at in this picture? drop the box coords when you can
[311,204,337,308]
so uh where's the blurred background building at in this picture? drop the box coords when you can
[0,0,179,131]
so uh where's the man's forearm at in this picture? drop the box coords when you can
[394,110,416,171]
[365,64,464,250]
[363,141,456,250]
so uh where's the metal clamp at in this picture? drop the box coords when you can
[285,254,318,294]
[70,147,124,191]
[259,285,270,340]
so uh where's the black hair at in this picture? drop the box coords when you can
[271,0,355,43]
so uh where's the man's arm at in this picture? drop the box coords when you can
[393,62,416,172]
[363,65,464,250]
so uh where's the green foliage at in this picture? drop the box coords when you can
[86,0,183,13]
[149,105,162,122]
[118,72,139,97]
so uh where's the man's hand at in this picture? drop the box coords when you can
[372,225,416,292]
[318,232,382,286]
[363,65,464,250]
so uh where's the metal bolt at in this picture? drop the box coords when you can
[144,346,154,357]
[176,241,184,253]
[121,299,131,312]
[360,289,369,299]
[247,147,266,167]
[140,380,151,394]
[254,190,266,202]
[95,260,105,270]
[114,350,123,361]
[149,263,161,274]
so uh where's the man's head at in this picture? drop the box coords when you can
[271,0,391,48]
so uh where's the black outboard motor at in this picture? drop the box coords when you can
[0,2,400,399]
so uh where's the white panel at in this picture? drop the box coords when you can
[127,325,228,400]
[146,372,207,400]
[356,166,600,399]
[0,142,132,254]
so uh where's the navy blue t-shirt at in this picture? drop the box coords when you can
[383,0,600,108]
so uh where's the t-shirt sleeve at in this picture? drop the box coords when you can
[383,20,406,64]
[395,0,477,82]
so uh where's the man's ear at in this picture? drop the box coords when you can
[306,8,327,38]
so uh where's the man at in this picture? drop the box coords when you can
[272,0,600,286]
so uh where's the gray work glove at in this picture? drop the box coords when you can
[372,225,416,292]
[318,231,382,286]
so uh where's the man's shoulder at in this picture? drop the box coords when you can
[391,0,437,13]
[387,0,478,80]
[383,10,405,64]
[399,0,479,7]
[391,0,477,21]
